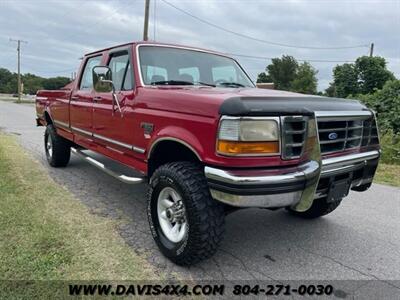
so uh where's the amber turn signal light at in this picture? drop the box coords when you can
[217,140,279,155]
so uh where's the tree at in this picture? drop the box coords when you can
[43,77,71,90]
[325,84,336,97]
[290,62,318,94]
[259,56,318,94]
[0,67,71,94]
[355,79,400,133]
[265,55,298,90]
[331,63,359,98]
[353,79,400,164]
[256,72,271,83]
[355,56,395,94]
[22,73,44,95]
[326,56,395,98]
[0,68,16,93]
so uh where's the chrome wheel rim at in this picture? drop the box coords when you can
[46,134,53,158]
[157,187,187,243]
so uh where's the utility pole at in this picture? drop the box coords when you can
[143,0,150,41]
[369,43,374,57]
[9,38,28,103]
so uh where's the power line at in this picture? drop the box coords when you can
[160,0,369,50]
[54,1,137,43]
[33,2,90,35]
[5,2,138,79]
[228,53,356,63]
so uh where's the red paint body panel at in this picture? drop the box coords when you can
[35,42,376,176]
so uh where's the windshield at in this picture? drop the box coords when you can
[138,46,254,88]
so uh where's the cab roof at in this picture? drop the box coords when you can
[84,41,229,58]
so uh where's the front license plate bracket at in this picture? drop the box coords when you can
[327,179,351,202]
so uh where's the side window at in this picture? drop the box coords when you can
[80,56,102,90]
[108,53,132,91]
[178,67,199,83]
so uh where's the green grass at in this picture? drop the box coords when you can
[0,133,160,298]
[374,163,400,187]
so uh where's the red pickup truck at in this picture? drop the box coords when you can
[36,41,380,265]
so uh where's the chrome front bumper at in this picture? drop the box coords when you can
[205,150,380,209]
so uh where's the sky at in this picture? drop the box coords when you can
[0,0,399,91]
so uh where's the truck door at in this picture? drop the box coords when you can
[92,49,136,152]
[70,55,102,142]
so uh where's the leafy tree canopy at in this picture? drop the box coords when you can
[352,79,400,134]
[266,55,298,90]
[0,67,71,94]
[256,56,318,94]
[291,62,318,94]
[256,72,271,83]
[326,56,395,98]
[355,56,395,94]
[332,63,359,98]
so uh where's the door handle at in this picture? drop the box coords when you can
[71,96,79,101]
[93,96,102,102]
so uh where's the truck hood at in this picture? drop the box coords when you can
[142,86,369,117]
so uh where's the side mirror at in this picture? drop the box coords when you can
[93,66,113,93]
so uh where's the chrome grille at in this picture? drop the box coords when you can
[361,118,379,146]
[318,117,378,154]
[282,114,379,159]
[281,116,307,159]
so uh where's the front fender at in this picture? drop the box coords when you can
[148,126,204,161]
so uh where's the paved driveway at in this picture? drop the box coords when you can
[1,101,399,297]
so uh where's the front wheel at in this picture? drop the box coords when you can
[147,161,225,266]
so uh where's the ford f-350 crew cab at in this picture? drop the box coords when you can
[36,42,380,266]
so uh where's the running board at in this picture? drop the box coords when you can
[71,147,145,184]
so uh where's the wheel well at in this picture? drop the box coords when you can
[148,140,201,177]
[44,111,53,125]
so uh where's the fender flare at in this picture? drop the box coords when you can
[148,126,204,161]
[43,106,54,125]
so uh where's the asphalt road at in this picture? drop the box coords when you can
[1,101,399,297]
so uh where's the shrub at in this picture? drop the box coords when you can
[353,80,400,133]
[350,80,400,165]
[379,130,400,165]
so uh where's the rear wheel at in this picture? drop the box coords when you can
[287,197,342,219]
[147,161,225,266]
[44,124,71,167]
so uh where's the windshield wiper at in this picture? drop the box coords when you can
[217,82,246,88]
[195,81,216,87]
[151,80,217,87]
[151,80,193,86]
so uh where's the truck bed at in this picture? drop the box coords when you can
[36,88,72,126]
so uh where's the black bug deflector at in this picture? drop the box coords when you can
[219,96,370,116]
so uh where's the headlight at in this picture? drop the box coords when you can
[217,117,280,156]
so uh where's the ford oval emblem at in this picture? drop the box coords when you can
[328,132,338,140]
